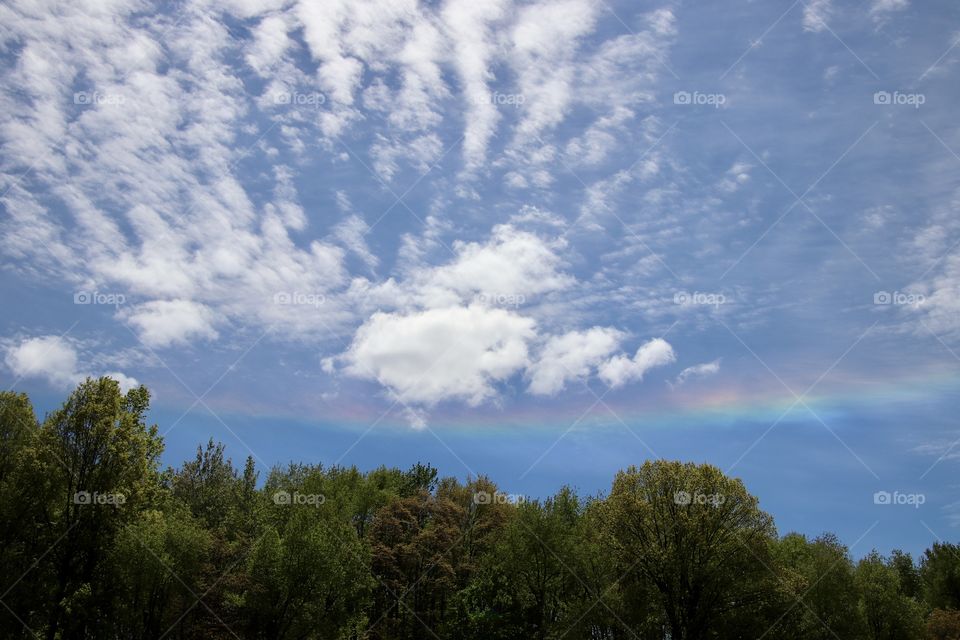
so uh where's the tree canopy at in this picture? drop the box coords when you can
[0,379,955,639]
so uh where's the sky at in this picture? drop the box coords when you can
[1,0,959,558]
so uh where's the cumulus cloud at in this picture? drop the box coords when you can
[527,327,624,395]
[341,305,536,407]
[598,338,676,389]
[334,222,676,422]
[4,336,139,391]
[670,359,721,388]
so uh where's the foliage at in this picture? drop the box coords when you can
[0,380,957,639]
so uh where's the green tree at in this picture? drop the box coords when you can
[890,549,922,599]
[33,378,163,638]
[602,460,777,640]
[0,391,42,637]
[855,551,923,640]
[111,503,211,639]
[922,542,960,610]
[771,532,866,640]
[246,463,373,639]
[462,488,588,640]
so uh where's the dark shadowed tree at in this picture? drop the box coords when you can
[922,542,960,610]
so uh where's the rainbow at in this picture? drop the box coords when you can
[178,365,960,436]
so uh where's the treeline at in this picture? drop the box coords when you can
[1,379,959,639]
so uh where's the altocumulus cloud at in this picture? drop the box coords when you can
[0,0,687,424]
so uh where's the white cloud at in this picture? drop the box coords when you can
[421,224,573,305]
[598,338,675,389]
[355,223,574,311]
[565,106,634,167]
[121,300,220,348]
[803,0,833,32]
[5,336,80,389]
[341,304,536,406]
[870,0,909,17]
[442,0,510,170]
[0,0,691,424]
[336,222,674,418]
[5,336,138,391]
[332,212,380,273]
[510,0,598,143]
[103,371,142,393]
[527,327,624,395]
[671,359,721,388]
[246,15,292,74]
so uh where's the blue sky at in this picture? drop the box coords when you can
[2,0,959,557]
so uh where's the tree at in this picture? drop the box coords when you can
[602,460,777,640]
[922,542,960,610]
[111,503,211,639]
[367,488,464,639]
[890,549,922,599]
[462,487,588,640]
[0,391,42,637]
[927,609,960,640]
[771,533,865,640]
[34,378,163,639]
[855,551,923,640]
[245,462,373,639]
